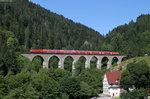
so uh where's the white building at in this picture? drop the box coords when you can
[103,72,121,97]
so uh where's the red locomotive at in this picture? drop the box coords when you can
[30,49,120,55]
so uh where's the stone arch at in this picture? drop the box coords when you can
[64,55,74,61]
[32,55,44,62]
[121,57,127,62]
[32,55,44,68]
[112,57,119,67]
[101,56,109,69]
[64,56,74,72]
[78,56,87,62]
[90,56,98,69]
[75,56,86,73]
[48,56,60,69]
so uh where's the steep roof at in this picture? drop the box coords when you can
[106,72,121,85]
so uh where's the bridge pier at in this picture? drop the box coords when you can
[21,53,126,72]
[117,59,122,64]
[107,60,112,69]
[107,57,113,69]
[42,57,49,68]
[42,61,48,68]
[96,57,103,69]
[85,58,90,69]
[72,59,77,76]
[117,56,124,64]
[58,58,64,69]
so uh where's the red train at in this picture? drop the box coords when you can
[30,49,120,55]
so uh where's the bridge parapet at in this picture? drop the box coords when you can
[21,53,126,71]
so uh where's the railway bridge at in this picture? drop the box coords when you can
[21,53,126,71]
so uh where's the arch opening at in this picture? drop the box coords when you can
[112,57,119,67]
[75,56,86,74]
[32,55,44,71]
[121,57,127,62]
[64,56,74,72]
[48,56,59,69]
[101,57,109,69]
[90,56,98,69]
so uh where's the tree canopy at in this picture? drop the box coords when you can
[104,15,150,57]
[1,0,150,99]
[0,0,104,51]
[120,60,150,99]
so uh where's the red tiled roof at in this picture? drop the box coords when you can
[106,72,121,85]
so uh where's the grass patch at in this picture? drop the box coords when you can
[123,56,150,67]
[112,56,150,71]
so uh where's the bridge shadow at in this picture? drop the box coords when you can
[49,56,59,68]
[122,57,127,62]
[90,56,98,69]
[101,57,109,69]
[64,56,73,72]
[32,55,43,71]
[112,57,119,67]
[75,56,86,74]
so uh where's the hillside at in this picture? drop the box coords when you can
[1,0,150,57]
[103,14,150,57]
[0,0,104,51]
[0,0,150,98]
[112,56,150,71]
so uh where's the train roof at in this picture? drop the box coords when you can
[32,49,118,52]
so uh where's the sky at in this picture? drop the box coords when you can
[30,0,150,35]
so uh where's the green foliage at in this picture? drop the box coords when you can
[0,75,9,98]
[2,0,150,99]
[31,57,43,72]
[79,81,93,97]
[78,69,103,92]
[2,69,70,99]
[90,57,97,69]
[75,57,86,75]
[121,88,148,99]
[138,31,150,55]
[101,57,108,69]
[121,70,135,90]
[0,59,106,99]
[24,26,30,49]
[0,30,22,76]
[38,68,71,82]
[3,72,37,99]
[0,0,150,58]
[61,77,81,99]
[6,72,31,89]
[90,61,97,69]
[64,57,73,72]
[105,14,150,57]
[112,57,118,67]
[121,60,149,90]
[31,73,60,99]
[49,56,59,69]
[60,93,69,99]
[6,36,18,50]
[121,60,150,98]
[0,0,104,51]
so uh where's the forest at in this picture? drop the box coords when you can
[0,0,104,51]
[104,15,150,57]
[0,0,150,98]
[0,30,108,98]
[1,0,150,56]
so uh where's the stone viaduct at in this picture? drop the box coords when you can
[21,53,126,71]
